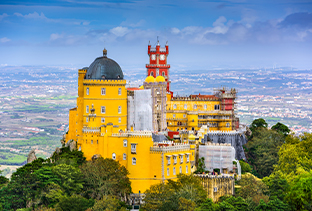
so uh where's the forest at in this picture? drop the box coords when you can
[0,118,311,211]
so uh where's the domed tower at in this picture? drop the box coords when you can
[69,49,127,145]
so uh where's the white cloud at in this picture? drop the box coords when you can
[0,13,8,21]
[109,26,129,37]
[14,12,47,20]
[50,33,64,41]
[171,27,180,34]
[0,37,10,43]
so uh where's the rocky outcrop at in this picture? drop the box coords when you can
[244,127,252,137]
[65,139,77,151]
[27,149,37,164]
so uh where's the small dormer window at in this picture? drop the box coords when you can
[117,75,120,79]
[102,75,105,79]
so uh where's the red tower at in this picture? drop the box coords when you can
[146,40,171,92]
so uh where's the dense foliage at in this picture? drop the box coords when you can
[1,118,312,210]
[0,147,131,211]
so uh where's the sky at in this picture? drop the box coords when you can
[1,0,312,70]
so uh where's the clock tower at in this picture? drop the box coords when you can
[146,40,171,92]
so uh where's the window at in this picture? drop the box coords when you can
[226,123,230,128]
[167,168,170,176]
[123,153,126,160]
[86,140,87,144]
[101,106,106,114]
[150,71,154,77]
[204,104,207,109]
[131,143,137,154]
[78,146,81,151]
[162,71,165,76]
[173,104,177,109]
[183,114,186,118]
[180,166,182,174]
[118,106,121,114]
[119,117,121,123]
[194,104,197,109]
[173,114,176,118]
[101,88,106,95]
[101,118,105,123]
[167,156,171,165]
[184,104,187,109]
[86,105,89,113]
[180,155,183,163]
[214,105,220,110]
[86,87,89,95]
[86,117,88,123]
[156,68,159,76]
[173,167,176,175]
[132,157,136,165]
[123,139,127,147]
[112,153,116,160]
[186,154,190,163]
[97,140,98,144]
[91,140,93,144]
[173,155,177,164]
[118,88,121,95]
[186,165,188,173]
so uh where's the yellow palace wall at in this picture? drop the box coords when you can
[166,99,232,131]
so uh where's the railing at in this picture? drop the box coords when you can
[82,127,100,133]
[150,144,190,153]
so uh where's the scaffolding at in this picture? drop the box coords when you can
[128,89,153,131]
[199,143,241,177]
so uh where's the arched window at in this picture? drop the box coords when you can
[112,153,116,160]
[226,123,230,127]
[162,71,165,76]
[194,104,197,109]
[118,106,121,114]
[123,153,126,160]
[173,104,177,109]
[150,71,154,76]
[186,165,188,174]
[167,168,169,176]
[173,167,176,175]
[132,157,136,165]
[86,87,89,95]
[123,139,127,147]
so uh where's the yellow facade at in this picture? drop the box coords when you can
[65,49,238,195]
[166,98,233,132]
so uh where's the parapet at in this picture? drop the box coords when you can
[150,142,190,153]
[83,79,126,85]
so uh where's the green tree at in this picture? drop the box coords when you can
[239,160,252,174]
[262,171,289,202]
[52,164,84,195]
[249,118,268,133]
[287,170,312,210]
[91,195,128,211]
[235,173,269,204]
[271,122,290,136]
[55,195,94,211]
[245,128,285,178]
[276,133,312,175]
[80,158,131,200]
[255,198,290,211]
[195,157,206,174]
[195,198,219,211]
[142,174,207,211]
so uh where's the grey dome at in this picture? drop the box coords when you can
[85,50,124,80]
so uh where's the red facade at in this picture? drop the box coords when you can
[146,41,171,91]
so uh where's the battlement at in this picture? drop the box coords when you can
[83,79,126,85]
[107,130,153,138]
[206,131,242,136]
[171,97,219,101]
[150,142,190,153]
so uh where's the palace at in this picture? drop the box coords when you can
[65,41,240,194]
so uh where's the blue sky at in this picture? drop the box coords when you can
[1,0,312,69]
